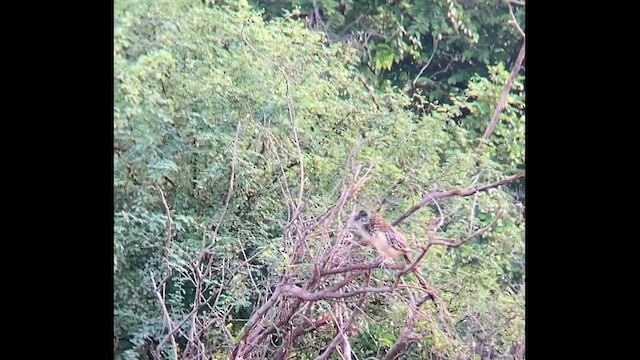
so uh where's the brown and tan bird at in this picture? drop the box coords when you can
[353,210,413,264]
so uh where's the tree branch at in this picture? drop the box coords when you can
[428,213,500,248]
[281,284,392,301]
[321,261,404,276]
[477,7,525,151]
[274,313,332,360]
[382,294,430,360]
[356,73,382,110]
[508,4,525,38]
[392,172,525,225]
[157,185,173,248]
[150,271,178,360]
[314,272,371,360]
[412,37,439,88]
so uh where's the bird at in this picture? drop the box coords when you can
[353,210,412,265]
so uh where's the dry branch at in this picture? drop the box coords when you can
[274,313,332,360]
[412,37,439,88]
[314,272,371,360]
[211,120,242,242]
[392,172,524,226]
[382,294,433,360]
[150,271,179,360]
[429,213,500,248]
[157,185,173,248]
[356,73,382,110]
[281,284,393,301]
[477,40,525,150]
[477,4,525,151]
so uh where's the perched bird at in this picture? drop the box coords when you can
[353,210,412,264]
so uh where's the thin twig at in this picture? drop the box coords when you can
[150,271,179,360]
[429,212,501,248]
[321,262,404,276]
[356,73,381,110]
[427,192,445,231]
[335,14,364,38]
[314,272,371,360]
[157,185,173,246]
[469,191,479,235]
[428,58,454,80]
[412,37,439,88]
[211,119,243,243]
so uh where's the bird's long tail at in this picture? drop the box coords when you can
[403,253,436,304]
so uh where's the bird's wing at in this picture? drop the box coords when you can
[384,230,410,252]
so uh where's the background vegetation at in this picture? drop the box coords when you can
[114,0,525,359]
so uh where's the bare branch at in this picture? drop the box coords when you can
[392,172,524,225]
[274,313,332,360]
[508,4,525,38]
[192,119,243,276]
[429,212,500,248]
[157,185,173,247]
[155,185,177,310]
[469,191,479,235]
[214,118,243,239]
[477,39,525,150]
[150,271,178,360]
[232,283,286,359]
[412,37,439,88]
[321,262,404,276]
[428,57,454,80]
[282,284,392,301]
[315,272,371,360]
[382,295,430,360]
[427,192,445,232]
[356,73,382,110]
[335,14,364,38]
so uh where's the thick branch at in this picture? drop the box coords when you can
[508,4,525,38]
[392,173,525,225]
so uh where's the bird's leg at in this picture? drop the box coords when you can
[374,255,395,269]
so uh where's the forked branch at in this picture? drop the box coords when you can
[392,172,524,225]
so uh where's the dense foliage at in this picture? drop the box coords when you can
[114,0,525,359]
[251,0,525,104]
